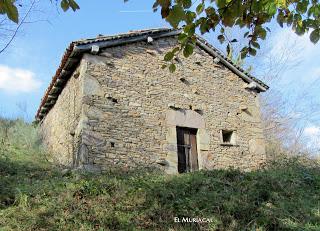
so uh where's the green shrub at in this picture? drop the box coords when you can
[0,118,319,230]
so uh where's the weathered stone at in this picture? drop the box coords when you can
[249,139,266,157]
[156,158,169,166]
[198,129,210,151]
[40,36,267,173]
[82,74,104,97]
[165,127,177,144]
[166,109,205,129]
[75,144,89,167]
[129,102,141,107]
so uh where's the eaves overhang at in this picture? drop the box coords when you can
[35,28,269,122]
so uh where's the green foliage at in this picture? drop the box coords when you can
[183,42,194,57]
[0,118,42,155]
[310,29,320,43]
[164,51,175,61]
[150,0,320,71]
[169,63,176,72]
[0,0,79,24]
[60,0,79,12]
[0,118,320,231]
[0,0,18,23]
[2,0,320,72]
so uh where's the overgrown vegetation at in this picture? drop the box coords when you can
[1,118,320,231]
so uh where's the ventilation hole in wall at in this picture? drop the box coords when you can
[189,105,193,110]
[174,57,182,64]
[195,61,202,66]
[112,98,118,103]
[194,109,203,115]
[192,88,200,95]
[73,72,80,79]
[179,77,190,85]
[110,142,115,147]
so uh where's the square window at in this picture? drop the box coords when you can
[221,130,236,145]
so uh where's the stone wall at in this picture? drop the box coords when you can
[70,37,267,173]
[40,61,86,166]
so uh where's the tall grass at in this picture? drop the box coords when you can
[0,118,43,157]
[0,118,320,230]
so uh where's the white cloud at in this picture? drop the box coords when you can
[304,126,320,152]
[259,28,320,87]
[0,65,41,93]
[310,68,320,78]
[268,28,317,62]
[304,126,320,137]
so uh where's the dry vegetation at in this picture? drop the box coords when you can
[0,118,320,231]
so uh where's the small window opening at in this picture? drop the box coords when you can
[110,142,115,147]
[189,105,193,110]
[221,130,236,145]
[112,98,118,103]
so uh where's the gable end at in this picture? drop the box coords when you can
[35,28,269,121]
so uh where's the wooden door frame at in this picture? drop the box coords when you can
[176,126,199,173]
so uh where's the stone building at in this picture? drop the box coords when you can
[36,28,269,173]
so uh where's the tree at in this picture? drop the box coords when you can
[0,0,79,23]
[215,26,320,158]
[227,27,320,158]
[152,0,320,71]
[2,0,320,69]
[0,0,79,54]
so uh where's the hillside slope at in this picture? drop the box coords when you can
[0,119,320,230]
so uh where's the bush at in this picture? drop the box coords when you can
[0,118,320,230]
[0,118,44,162]
[0,118,41,149]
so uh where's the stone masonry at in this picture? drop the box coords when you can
[39,30,268,173]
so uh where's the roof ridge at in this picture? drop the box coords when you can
[35,28,269,121]
[74,27,174,45]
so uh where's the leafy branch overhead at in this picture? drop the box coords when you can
[152,0,320,71]
[0,0,80,23]
[2,0,320,71]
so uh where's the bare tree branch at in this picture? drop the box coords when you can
[0,0,36,54]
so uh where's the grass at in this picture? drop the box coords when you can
[0,119,320,230]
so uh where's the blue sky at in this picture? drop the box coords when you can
[0,0,166,119]
[0,1,319,150]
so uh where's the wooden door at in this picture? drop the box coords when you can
[176,127,199,173]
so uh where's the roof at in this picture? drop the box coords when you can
[35,28,269,121]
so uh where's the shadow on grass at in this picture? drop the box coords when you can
[141,166,320,230]
[0,154,55,209]
[1,156,320,231]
